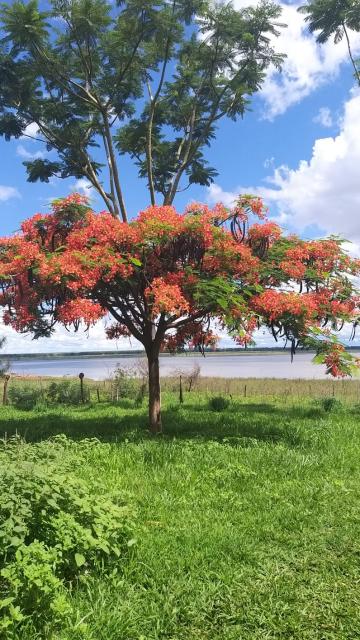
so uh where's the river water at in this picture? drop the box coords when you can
[5,351,360,380]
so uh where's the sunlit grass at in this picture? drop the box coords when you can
[2,393,360,639]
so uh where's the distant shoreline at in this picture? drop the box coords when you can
[3,346,360,360]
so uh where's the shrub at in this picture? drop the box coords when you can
[8,384,44,410]
[111,366,138,400]
[319,397,343,413]
[208,396,230,412]
[0,436,135,636]
[46,379,89,405]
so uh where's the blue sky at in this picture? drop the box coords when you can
[1,0,360,352]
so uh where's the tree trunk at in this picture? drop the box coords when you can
[147,349,162,434]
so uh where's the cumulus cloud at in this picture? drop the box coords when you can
[260,93,360,241]
[313,107,333,128]
[73,178,96,197]
[0,186,20,202]
[16,144,45,161]
[233,0,360,118]
[208,92,360,244]
[20,122,40,140]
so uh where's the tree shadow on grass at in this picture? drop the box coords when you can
[163,401,325,447]
[0,401,323,448]
[0,409,146,443]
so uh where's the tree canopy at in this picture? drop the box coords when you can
[0,194,359,431]
[0,0,284,220]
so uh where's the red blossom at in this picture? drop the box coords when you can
[248,222,281,245]
[145,277,190,316]
[57,299,105,326]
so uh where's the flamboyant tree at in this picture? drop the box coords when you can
[0,0,284,219]
[0,193,359,432]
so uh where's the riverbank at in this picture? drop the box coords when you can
[4,351,360,379]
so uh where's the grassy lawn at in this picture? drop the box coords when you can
[1,393,360,639]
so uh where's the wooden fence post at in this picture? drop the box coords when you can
[3,374,10,406]
[179,375,184,404]
[79,372,85,404]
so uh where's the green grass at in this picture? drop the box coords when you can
[2,393,360,639]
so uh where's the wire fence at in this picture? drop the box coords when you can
[2,372,360,406]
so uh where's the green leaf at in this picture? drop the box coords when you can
[9,536,22,547]
[130,257,142,267]
[216,297,229,310]
[24,159,62,183]
[74,552,86,568]
[0,597,14,610]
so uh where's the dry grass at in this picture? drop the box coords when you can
[162,375,360,402]
[2,373,360,406]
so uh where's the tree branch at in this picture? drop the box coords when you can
[101,110,128,222]
[343,24,360,86]
[146,0,177,205]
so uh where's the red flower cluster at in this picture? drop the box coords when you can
[234,195,267,222]
[57,299,105,327]
[146,277,190,317]
[248,222,281,245]
[251,290,315,323]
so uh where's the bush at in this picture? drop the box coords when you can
[0,436,135,636]
[208,396,230,412]
[319,397,343,413]
[46,379,89,405]
[8,384,44,410]
[111,366,138,400]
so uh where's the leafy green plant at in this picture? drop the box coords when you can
[208,396,230,412]
[8,384,44,410]
[319,397,343,413]
[0,436,135,636]
[46,379,89,405]
[1,542,70,633]
[112,367,138,400]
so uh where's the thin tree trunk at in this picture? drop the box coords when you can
[147,348,162,434]
[101,112,128,222]
[343,25,360,86]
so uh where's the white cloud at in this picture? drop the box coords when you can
[0,186,20,202]
[16,144,45,161]
[263,156,275,169]
[208,92,360,244]
[233,1,360,118]
[20,122,40,140]
[207,183,239,208]
[260,92,360,241]
[73,178,96,197]
[313,107,333,128]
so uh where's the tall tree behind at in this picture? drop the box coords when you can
[299,0,360,86]
[0,0,284,220]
